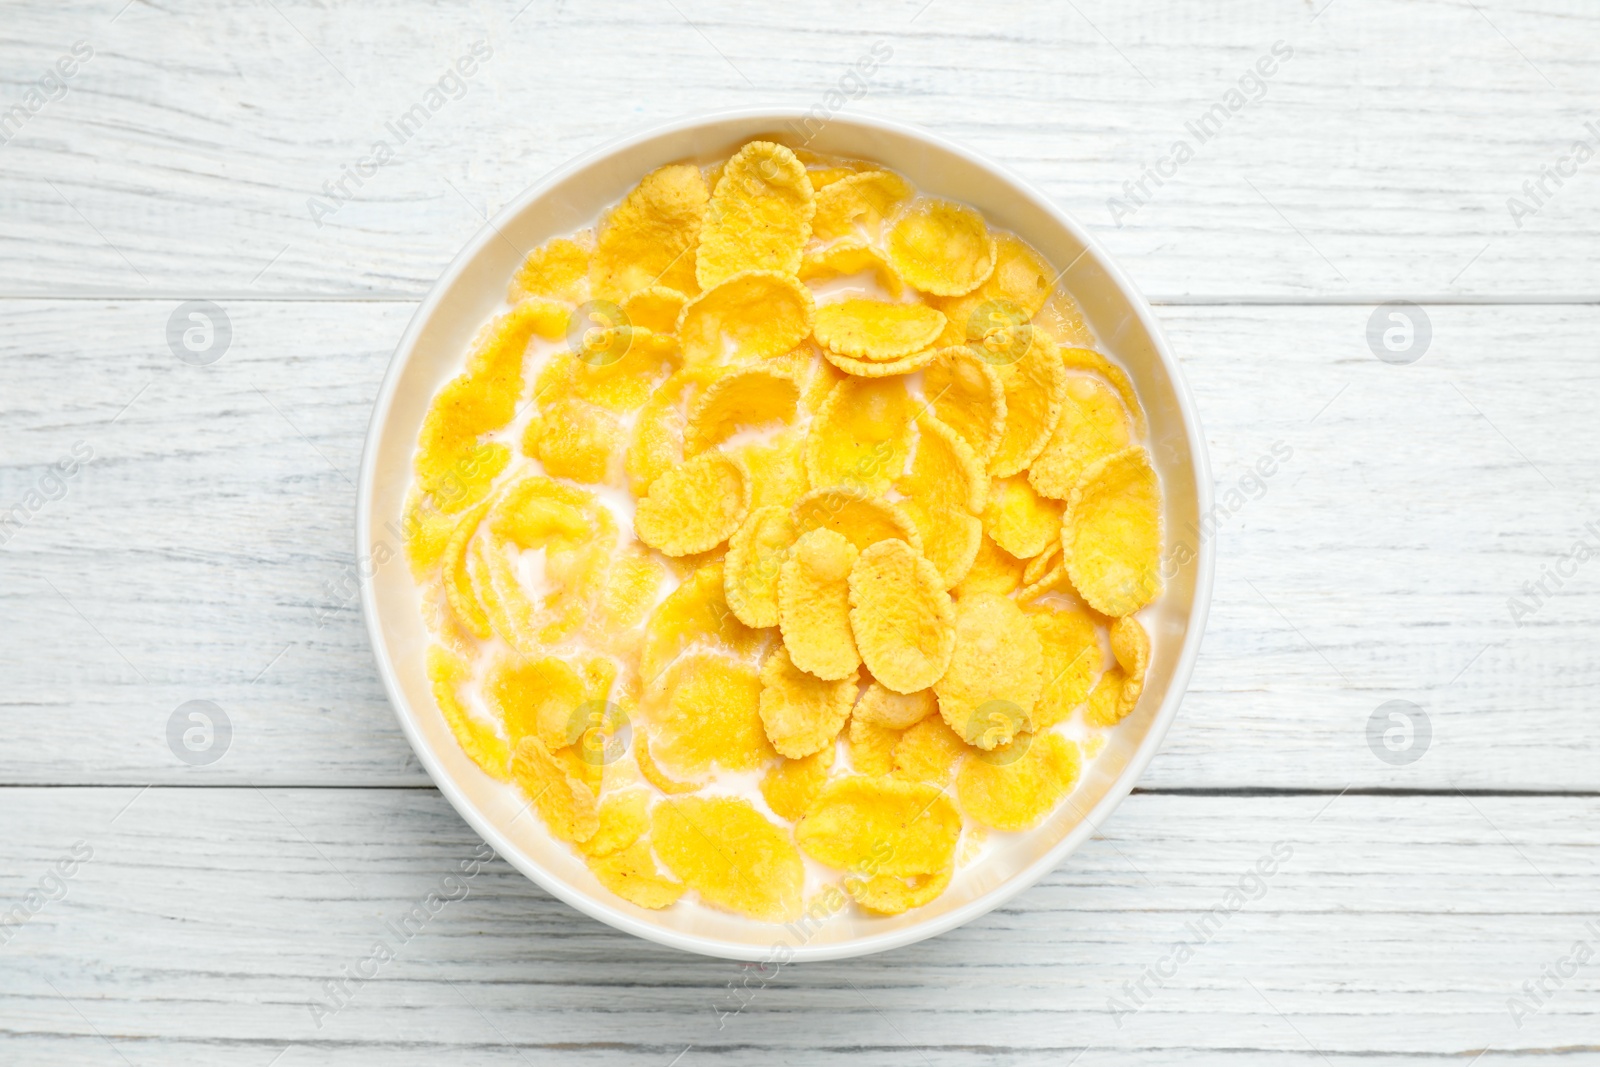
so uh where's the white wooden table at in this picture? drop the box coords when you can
[3,1,1598,1062]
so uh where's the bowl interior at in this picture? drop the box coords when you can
[359,111,1211,961]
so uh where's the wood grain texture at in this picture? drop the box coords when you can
[3,300,1595,789]
[2,2,1596,1060]
[0,0,1597,299]
[1,788,1596,1064]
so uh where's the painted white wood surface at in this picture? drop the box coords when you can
[0,1,1596,300]
[2,789,1597,1064]
[2,0,1597,1062]
[2,301,1594,789]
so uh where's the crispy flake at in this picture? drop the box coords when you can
[652,796,804,921]
[426,645,510,781]
[813,299,946,362]
[697,141,815,288]
[957,732,1080,832]
[777,527,861,681]
[934,592,1044,749]
[634,450,750,556]
[1062,447,1162,617]
[677,270,815,367]
[761,745,835,822]
[758,645,857,758]
[848,539,955,694]
[887,199,996,297]
[805,376,915,496]
[591,164,708,300]
[796,776,961,877]
[1028,374,1132,501]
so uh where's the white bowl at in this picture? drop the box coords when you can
[358,108,1214,962]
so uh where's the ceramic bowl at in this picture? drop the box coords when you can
[358,107,1213,961]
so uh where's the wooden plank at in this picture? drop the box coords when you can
[3,299,1596,789]
[0,788,1595,1062]
[0,0,1596,299]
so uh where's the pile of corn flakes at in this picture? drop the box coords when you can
[404,140,1163,922]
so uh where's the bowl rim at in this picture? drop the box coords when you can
[358,105,1215,962]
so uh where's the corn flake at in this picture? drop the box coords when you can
[621,285,688,334]
[1032,288,1097,351]
[475,534,594,652]
[983,474,1063,559]
[634,450,750,556]
[923,346,1006,461]
[761,745,835,822]
[1029,375,1132,500]
[1084,666,1126,728]
[796,776,961,877]
[644,651,772,776]
[511,735,600,843]
[812,169,912,240]
[805,376,915,496]
[1017,560,1070,603]
[586,838,686,909]
[639,561,762,683]
[788,345,846,410]
[403,491,461,578]
[625,368,704,496]
[593,543,668,637]
[777,527,861,681]
[480,476,615,644]
[652,796,804,921]
[723,505,798,628]
[537,328,681,413]
[799,237,904,297]
[898,413,988,515]
[509,234,591,304]
[935,592,1044,749]
[684,365,799,455]
[957,732,1081,832]
[1060,347,1147,437]
[1025,601,1101,729]
[848,539,955,694]
[1062,447,1162,617]
[528,396,626,486]
[577,789,650,857]
[697,141,815,289]
[954,532,1024,599]
[678,270,815,367]
[1106,615,1149,724]
[636,732,704,794]
[1023,541,1062,587]
[592,164,708,300]
[443,501,491,639]
[898,497,983,590]
[820,346,938,379]
[758,646,857,758]
[733,427,810,512]
[934,232,1055,346]
[415,299,564,495]
[426,645,510,781]
[847,868,952,916]
[486,653,613,752]
[847,716,903,777]
[855,681,937,731]
[891,713,968,785]
[988,327,1068,477]
[427,441,511,516]
[813,299,946,362]
[887,199,996,297]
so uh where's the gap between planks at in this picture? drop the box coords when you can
[3,293,1600,305]
[0,784,1595,797]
